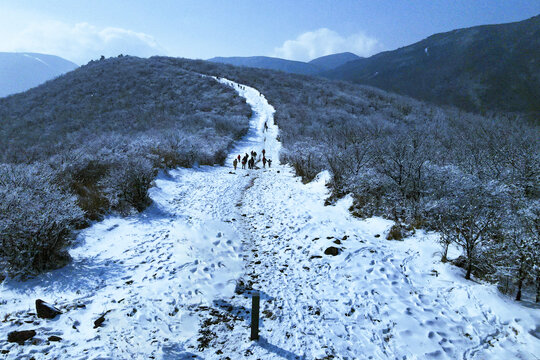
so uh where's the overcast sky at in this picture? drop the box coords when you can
[1,0,539,65]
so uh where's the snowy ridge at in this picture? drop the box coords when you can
[0,78,538,359]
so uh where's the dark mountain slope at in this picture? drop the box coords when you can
[0,56,251,165]
[208,56,322,75]
[0,52,78,97]
[324,15,540,114]
[308,52,361,70]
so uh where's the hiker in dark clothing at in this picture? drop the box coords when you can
[262,156,267,168]
[242,157,247,169]
[249,157,255,169]
[264,122,268,131]
[267,158,272,168]
[233,158,238,170]
[262,149,266,157]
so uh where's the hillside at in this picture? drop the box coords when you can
[208,55,322,75]
[0,52,78,98]
[324,15,540,114]
[308,51,361,70]
[0,56,251,166]
[0,56,251,276]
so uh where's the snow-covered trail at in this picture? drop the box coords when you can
[214,168,540,359]
[1,78,539,359]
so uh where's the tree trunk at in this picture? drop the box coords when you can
[515,276,523,301]
[465,261,472,280]
[465,239,473,280]
[441,243,449,263]
[536,275,540,302]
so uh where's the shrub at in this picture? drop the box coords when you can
[0,164,84,277]
[100,157,156,214]
[386,223,404,241]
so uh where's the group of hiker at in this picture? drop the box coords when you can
[232,149,272,170]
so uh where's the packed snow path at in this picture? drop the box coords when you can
[1,79,538,359]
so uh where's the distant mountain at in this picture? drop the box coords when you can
[324,15,540,114]
[0,52,78,97]
[208,56,322,75]
[308,52,361,70]
[208,52,361,76]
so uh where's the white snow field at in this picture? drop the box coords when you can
[1,79,539,359]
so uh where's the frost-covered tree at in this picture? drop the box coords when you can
[497,201,540,300]
[373,130,429,222]
[427,169,507,279]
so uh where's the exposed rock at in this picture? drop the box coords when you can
[374,234,380,238]
[94,309,112,329]
[36,299,62,319]
[324,246,340,256]
[48,335,62,342]
[333,239,342,245]
[7,330,36,344]
[94,314,106,328]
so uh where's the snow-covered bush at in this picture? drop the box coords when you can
[0,164,84,277]
[281,142,326,182]
[99,157,156,214]
[426,168,509,279]
[59,154,112,221]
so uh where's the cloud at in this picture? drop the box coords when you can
[274,28,380,61]
[0,21,165,64]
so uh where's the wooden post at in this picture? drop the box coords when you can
[250,292,260,341]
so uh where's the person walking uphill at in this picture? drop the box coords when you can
[242,153,249,169]
[233,158,238,170]
[262,156,267,168]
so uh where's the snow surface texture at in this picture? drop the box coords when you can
[1,79,538,359]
